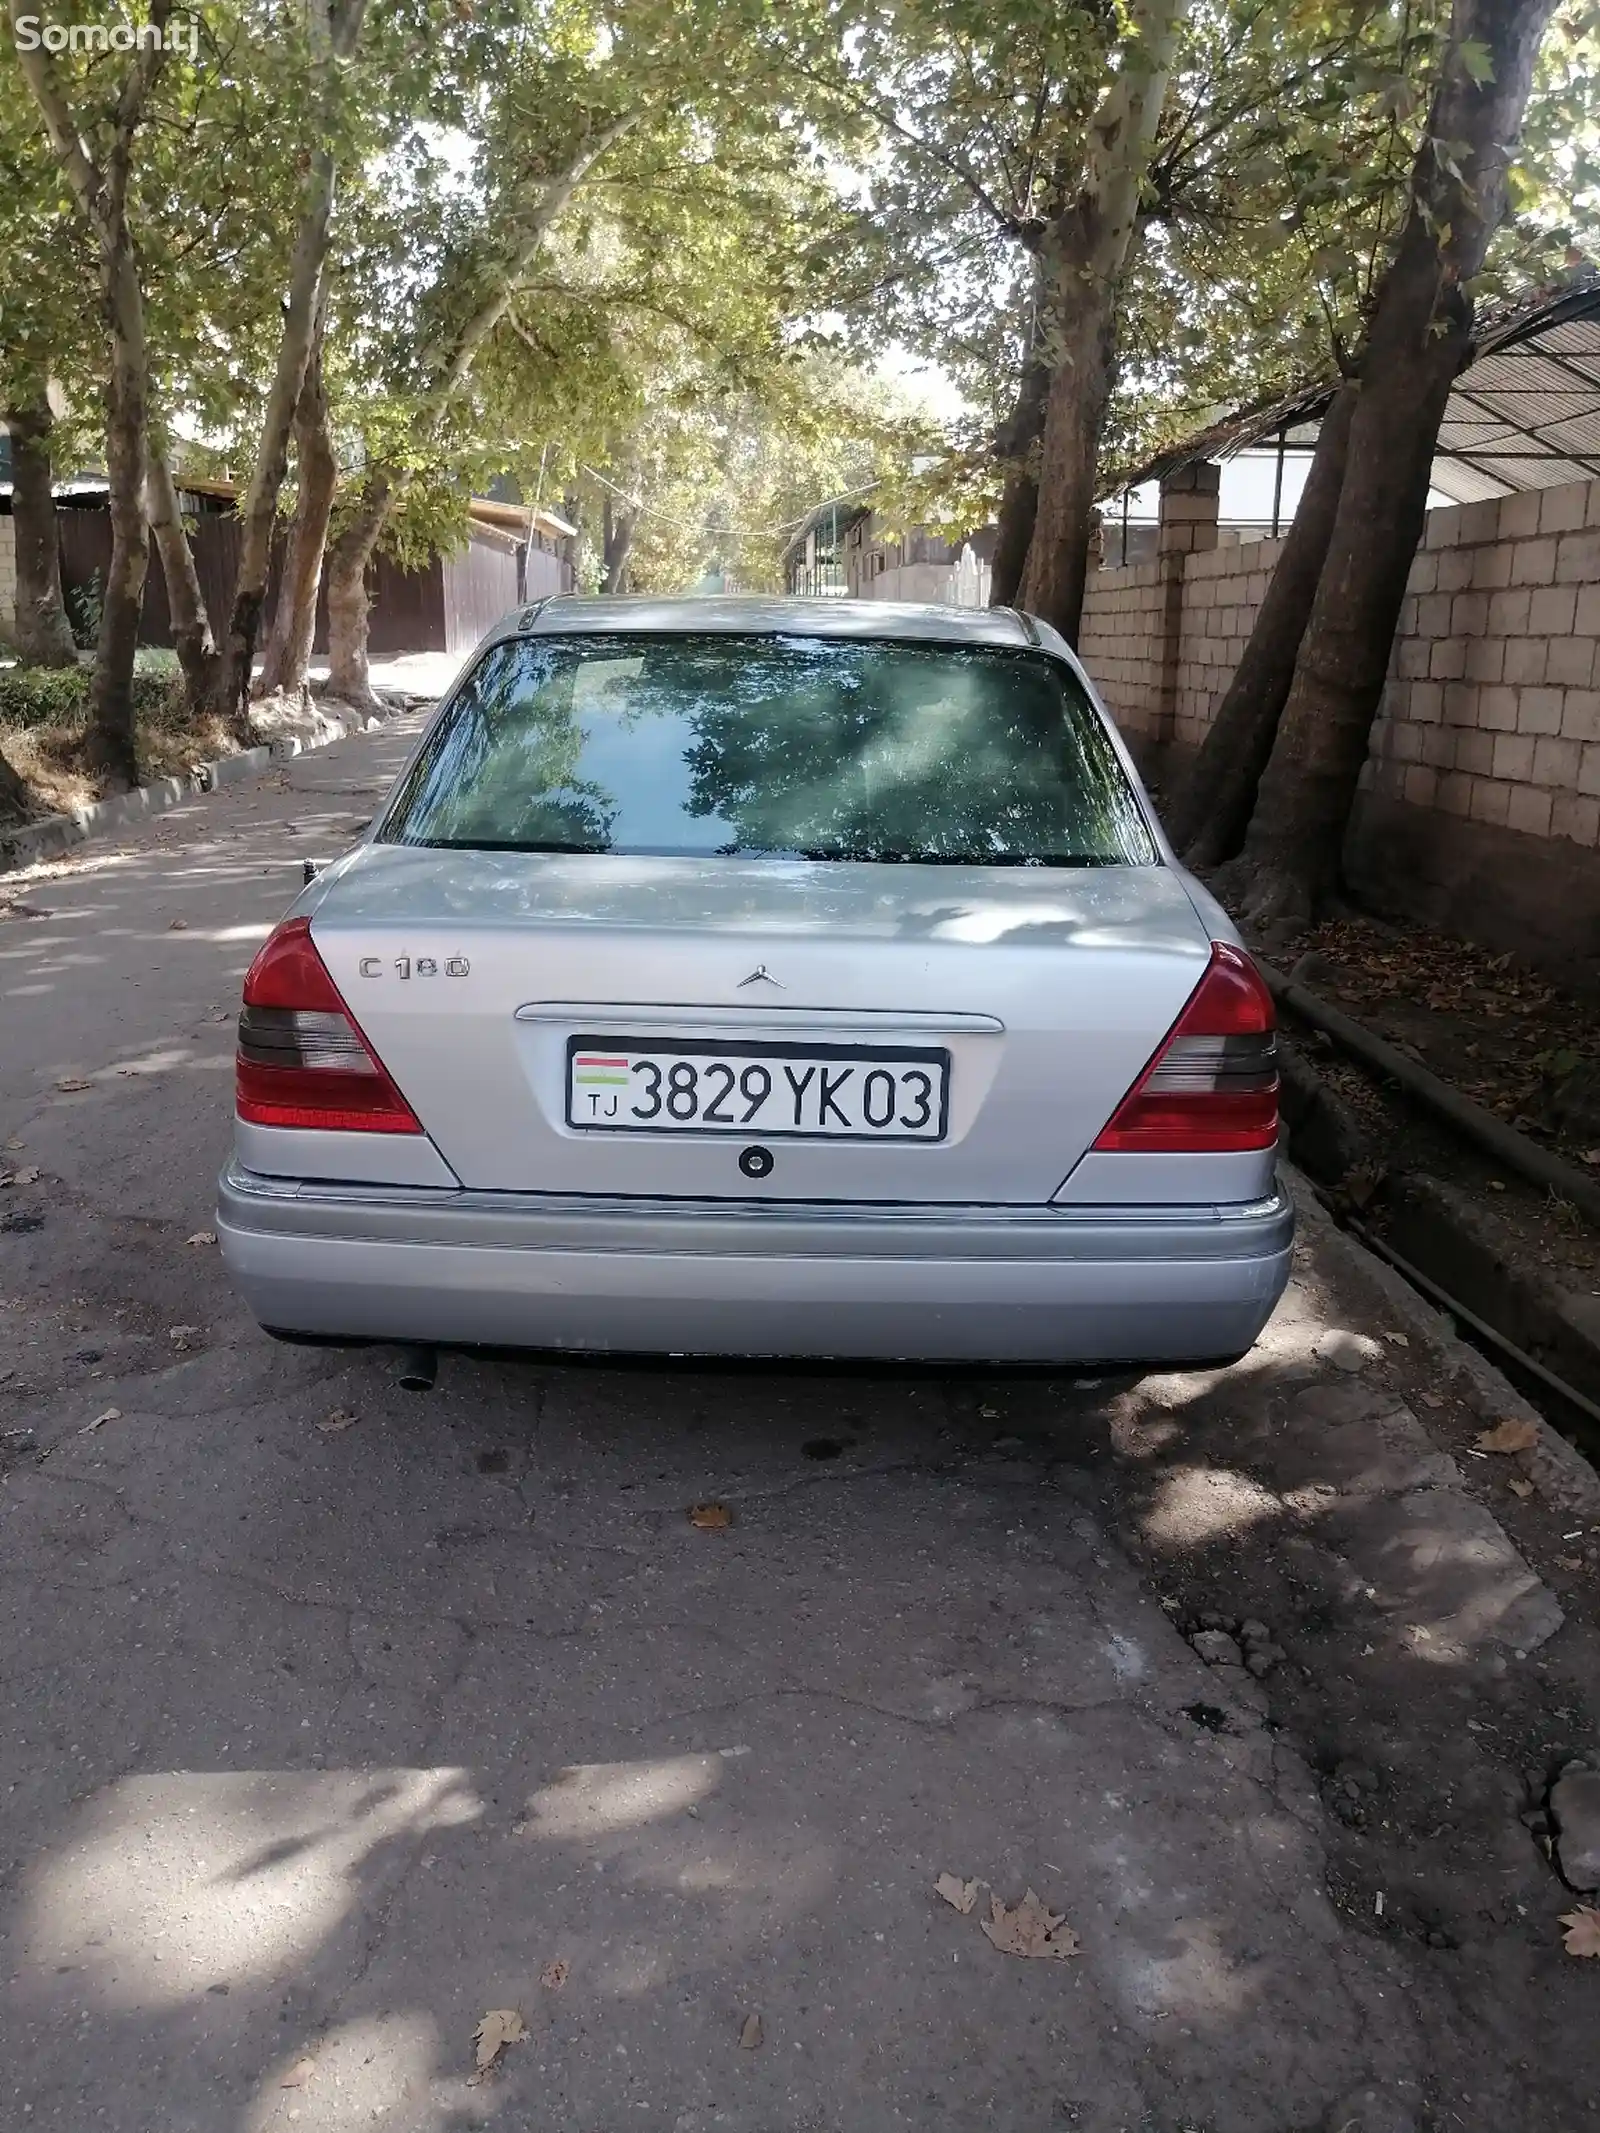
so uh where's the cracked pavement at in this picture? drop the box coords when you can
[2,718,1598,2133]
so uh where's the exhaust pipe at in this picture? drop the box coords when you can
[394,1343,438,1393]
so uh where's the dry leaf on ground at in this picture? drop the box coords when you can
[1475,1418,1540,1455]
[981,1889,1081,1961]
[689,1501,732,1529]
[168,918,188,931]
[1508,1477,1535,1499]
[2,1138,21,1151]
[1418,1392,1444,1409]
[470,2008,526,2077]
[540,1958,569,1989]
[319,1407,359,1434]
[935,1872,980,1914]
[80,1407,121,1434]
[1560,1906,1600,1958]
[55,1077,92,1093]
[11,1169,40,1186]
[185,1230,217,1246]
[739,2013,763,2050]
[279,2058,316,2088]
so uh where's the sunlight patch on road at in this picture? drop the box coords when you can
[243,2013,440,2133]
[518,1754,723,1841]
[1141,1464,1282,1547]
[16,1769,481,2010]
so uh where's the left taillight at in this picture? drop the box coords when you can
[236,917,422,1134]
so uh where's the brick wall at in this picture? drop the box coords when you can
[1078,471,1600,981]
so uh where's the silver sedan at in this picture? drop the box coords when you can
[217,595,1291,1364]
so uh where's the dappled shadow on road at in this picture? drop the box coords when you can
[0,722,421,1095]
[2,1305,1438,2133]
[1088,1243,1600,2133]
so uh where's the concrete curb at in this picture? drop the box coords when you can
[1286,1161,1600,1522]
[0,694,407,877]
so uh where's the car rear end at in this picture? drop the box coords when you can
[217,597,1291,1364]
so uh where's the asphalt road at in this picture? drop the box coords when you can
[1,719,1595,2133]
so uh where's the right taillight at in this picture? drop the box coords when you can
[236,917,422,1134]
[1093,941,1278,1154]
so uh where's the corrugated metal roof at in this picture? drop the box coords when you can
[1111,276,1600,503]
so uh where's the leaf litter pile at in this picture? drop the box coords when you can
[1275,914,1600,1293]
[1290,916,1600,1177]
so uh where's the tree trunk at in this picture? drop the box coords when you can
[10,0,173,789]
[88,340,149,791]
[1016,299,1116,643]
[1014,0,1189,641]
[208,0,367,730]
[5,393,77,666]
[601,493,637,594]
[325,470,395,711]
[988,342,1051,610]
[257,328,337,702]
[147,439,223,713]
[1169,382,1357,867]
[0,740,32,823]
[1229,0,1559,930]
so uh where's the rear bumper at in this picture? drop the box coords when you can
[216,1160,1294,1364]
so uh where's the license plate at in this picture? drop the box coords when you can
[566,1036,950,1140]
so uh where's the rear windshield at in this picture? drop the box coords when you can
[379,631,1157,867]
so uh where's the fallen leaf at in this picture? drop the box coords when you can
[318,1407,359,1434]
[981,1888,1081,1961]
[1556,1555,1583,1571]
[1508,1476,1535,1499]
[168,1324,200,1349]
[185,1230,217,1247]
[12,1169,40,1186]
[55,1076,92,1092]
[279,2058,316,2089]
[168,918,188,931]
[471,2008,525,2076]
[689,1501,732,1529]
[1382,1330,1409,1347]
[81,1407,122,1434]
[540,1958,569,1989]
[1417,1392,1444,1409]
[935,1872,980,1915]
[1561,1906,1600,1958]
[739,2012,763,2050]
[2,1138,22,1151]
[1474,1418,1540,1455]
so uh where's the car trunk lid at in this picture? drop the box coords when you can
[305,844,1215,1204]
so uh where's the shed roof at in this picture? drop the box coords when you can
[1113,276,1600,505]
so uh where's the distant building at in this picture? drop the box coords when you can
[782,502,996,607]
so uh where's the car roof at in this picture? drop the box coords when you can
[503,594,1039,650]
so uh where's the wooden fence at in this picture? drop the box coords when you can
[53,503,568,661]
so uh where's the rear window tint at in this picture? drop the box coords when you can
[379,632,1157,867]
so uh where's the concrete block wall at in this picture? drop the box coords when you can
[1078,468,1600,979]
[1076,560,1172,740]
[1171,538,1284,758]
[1365,479,1600,851]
